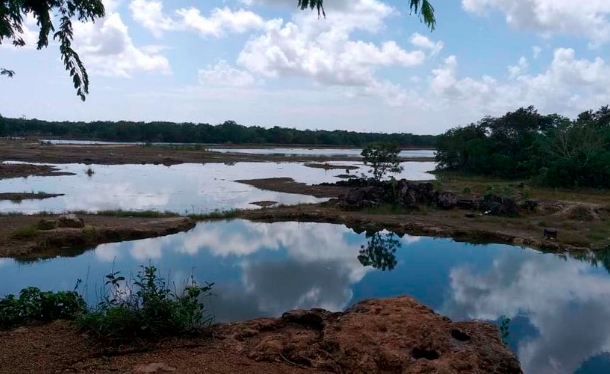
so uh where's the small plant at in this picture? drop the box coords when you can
[499,315,511,344]
[0,283,86,330]
[85,167,94,177]
[462,186,471,194]
[77,265,214,344]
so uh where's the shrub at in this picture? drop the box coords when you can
[0,285,86,330]
[77,265,214,344]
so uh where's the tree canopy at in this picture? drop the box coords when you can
[436,106,610,188]
[0,116,438,147]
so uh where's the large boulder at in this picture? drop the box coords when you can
[58,214,85,228]
[215,296,523,374]
[481,194,519,217]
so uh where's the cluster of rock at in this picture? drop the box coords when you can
[38,214,85,230]
[331,178,536,216]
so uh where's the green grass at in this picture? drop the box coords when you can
[72,210,179,218]
[11,226,39,240]
[189,209,240,220]
[361,204,411,215]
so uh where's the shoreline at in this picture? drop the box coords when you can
[0,296,521,374]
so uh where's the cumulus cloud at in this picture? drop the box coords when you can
[425,48,610,119]
[410,32,444,56]
[462,0,610,46]
[74,7,171,77]
[235,0,425,106]
[128,0,265,38]
[198,61,256,87]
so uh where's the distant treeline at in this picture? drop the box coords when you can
[0,117,437,148]
[436,105,610,188]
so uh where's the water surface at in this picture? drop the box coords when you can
[1,220,609,374]
[0,161,435,214]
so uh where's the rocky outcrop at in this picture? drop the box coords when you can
[58,214,85,228]
[334,178,522,217]
[215,296,523,374]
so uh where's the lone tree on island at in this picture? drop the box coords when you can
[361,143,404,181]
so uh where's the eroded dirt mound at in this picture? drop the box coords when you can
[552,203,606,222]
[215,296,523,373]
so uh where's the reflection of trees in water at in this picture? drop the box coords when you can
[569,247,610,275]
[357,231,401,271]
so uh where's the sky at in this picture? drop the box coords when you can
[1,0,610,135]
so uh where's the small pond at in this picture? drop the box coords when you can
[2,220,610,374]
[0,161,435,214]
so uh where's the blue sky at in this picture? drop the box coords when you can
[1,0,610,134]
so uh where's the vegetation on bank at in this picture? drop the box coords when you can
[0,266,214,345]
[436,105,610,188]
[0,117,437,147]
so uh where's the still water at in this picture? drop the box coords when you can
[41,141,435,158]
[0,161,435,214]
[2,220,609,374]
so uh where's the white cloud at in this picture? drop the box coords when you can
[508,56,528,78]
[425,48,610,118]
[177,7,265,37]
[410,32,444,56]
[462,0,610,46]
[74,10,171,77]
[236,0,424,106]
[129,0,177,38]
[532,45,542,59]
[129,1,266,38]
[198,61,256,87]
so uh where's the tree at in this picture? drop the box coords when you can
[297,0,436,30]
[361,143,404,181]
[1,0,106,100]
[357,231,401,271]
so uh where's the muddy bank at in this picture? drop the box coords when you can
[304,163,360,170]
[235,202,600,253]
[0,296,521,374]
[0,140,433,165]
[0,214,195,261]
[0,192,64,201]
[237,178,349,199]
[0,163,75,180]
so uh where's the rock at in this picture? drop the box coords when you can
[58,214,84,228]
[133,363,176,373]
[543,228,558,240]
[437,191,458,209]
[465,213,476,218]
[37,219,58,230]
[281,309,330,329]
[215,296,523,374]
[481,194,519,217]
[457,199,475,210]
[340,186,386,209]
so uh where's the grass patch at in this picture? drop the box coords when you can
[11,226,39,240]
[189,209,240,220]
[77,265,214,345]
[73,210,179,218]
[361,204,411,215]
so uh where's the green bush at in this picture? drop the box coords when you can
[77,265,214,344]
[0,285,86,330]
